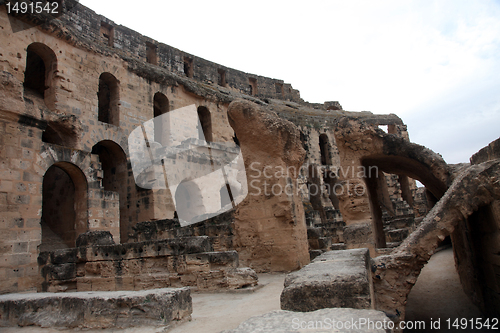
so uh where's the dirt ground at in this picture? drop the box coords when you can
[405,246,487,332]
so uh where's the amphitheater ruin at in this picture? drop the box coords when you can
[0,1,499,332]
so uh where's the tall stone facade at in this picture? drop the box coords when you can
[0,2,430,294]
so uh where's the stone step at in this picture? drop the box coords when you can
[0,288,191,329]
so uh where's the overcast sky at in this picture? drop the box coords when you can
[79,0,500,164]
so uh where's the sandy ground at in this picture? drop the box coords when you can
[167,273,285,333]
[405,246,487,332]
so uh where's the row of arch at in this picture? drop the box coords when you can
[41,137,231,251]
[23,42,214,143]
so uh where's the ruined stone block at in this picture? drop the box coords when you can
[0,288,192,329]
[281,248,372,312]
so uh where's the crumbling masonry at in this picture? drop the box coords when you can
[0,2,499,329]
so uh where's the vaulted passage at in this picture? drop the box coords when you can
[41,162,88,251]
[362,155,448,248]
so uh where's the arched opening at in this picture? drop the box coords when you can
[91,140,130,243]
[174,179,205,224]
[153,92,169,144]
[405,237,484,328]
[23,43,57,108]
[98,73,119,126]
[361,155,448,249]
[41,162,88,251]
[319,134,331,166]
[197,106,212,142]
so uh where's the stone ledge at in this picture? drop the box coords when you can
[221,308,392,333]
[0,287,191,329]
[281,248,372,312]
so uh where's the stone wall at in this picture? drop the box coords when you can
[38,232,257,292]
[0,1,421,295]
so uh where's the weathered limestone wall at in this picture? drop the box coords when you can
[228,100,310,272]
[0,113,45,293]
[0,287,192,329]
[39,232,257,293]
[0,1,419,295]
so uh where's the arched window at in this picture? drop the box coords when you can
[197,106,212,142]
[319,134,331,166]
[24,43,57,108]
[98,73,119,126]
[153,92,169,144]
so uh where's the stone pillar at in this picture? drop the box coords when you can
[228,100,309,272]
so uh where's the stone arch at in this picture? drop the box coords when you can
[362,154,450,248]
[153,92,169,144]
[197,106,212,142]
[24,42,57,109]
[98,72,120,126]
[372,160,500,323]
[88,127,129,155]
[41,161,88,251]
[91,140,131,243]
[333,117,454,249]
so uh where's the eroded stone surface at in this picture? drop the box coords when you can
[281,248,372,312]
[221,308,393,333]
[228,99,310,272]
[0,288,192,328]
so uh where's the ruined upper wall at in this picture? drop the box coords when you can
[470,137,500,165]
[10,2,303,103]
